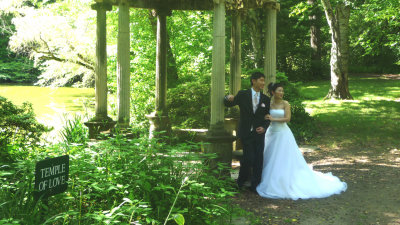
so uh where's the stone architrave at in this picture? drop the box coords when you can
[117,0,131,127]
[263,2,279,90]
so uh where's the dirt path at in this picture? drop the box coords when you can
[232,145,400,224]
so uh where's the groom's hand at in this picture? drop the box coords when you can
[226,95,234,102]
[256,127,265,134]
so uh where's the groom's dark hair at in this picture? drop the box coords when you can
[250,72,265,86]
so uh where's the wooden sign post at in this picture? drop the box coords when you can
[34,155,69,201]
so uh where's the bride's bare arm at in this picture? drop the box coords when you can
[267,101,291,122]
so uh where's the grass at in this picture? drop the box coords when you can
[234,74,400,225]
[299,74,400,151]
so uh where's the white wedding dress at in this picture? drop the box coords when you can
[256,109,347,200]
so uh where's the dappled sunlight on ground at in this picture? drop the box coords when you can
[309,156,354,166]
[232,74,400,224]
[233,145,400,224]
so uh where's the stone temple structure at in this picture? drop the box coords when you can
[86,0,279,166]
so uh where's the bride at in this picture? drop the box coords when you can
[256,83,347,200]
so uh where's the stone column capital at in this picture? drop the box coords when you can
[117,0,129,6]
[227,8,245,16]
[263,2,280,11]
[91,2,112,11]
[156,9,172,17]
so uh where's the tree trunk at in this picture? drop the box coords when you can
[321,0,352,99]
[308,0,322,77]
[148,10,179,88]
[244,9,263,68]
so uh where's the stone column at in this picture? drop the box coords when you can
[263,2,279,91]
[117,0,131,128]
[210,0,226,127]
[85,3,115,139]
[147,9,171,138]
[229,11,242,97]
[206,0,234,169]
[227,10,242,150]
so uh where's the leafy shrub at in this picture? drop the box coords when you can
[0,134,237,224]
[167,76,211,129]
[0,59,40,83]
[59,114,88,145]
[0,96,49,162]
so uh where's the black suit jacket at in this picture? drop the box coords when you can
[224,89,270,139]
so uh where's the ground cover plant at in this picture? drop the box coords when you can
[0,127,241,224]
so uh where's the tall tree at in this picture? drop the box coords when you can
[308,0,322,77]
[321,0,352,99]
[3,0,96,87]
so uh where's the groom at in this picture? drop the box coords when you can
[224,72,270,192]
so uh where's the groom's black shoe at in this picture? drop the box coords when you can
[248,186,258,194]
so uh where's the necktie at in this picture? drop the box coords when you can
[253,92,259,113]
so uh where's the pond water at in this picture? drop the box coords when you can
[0,84,95,141]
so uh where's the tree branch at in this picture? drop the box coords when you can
[36,35,95,71]
[320,0,334,29]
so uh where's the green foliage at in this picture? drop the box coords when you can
[3,0,96,87]
[0,14,39,84]
[168,11,213,77]
[168,75,211,129]
[105,8,156,129]
[274,72,316,143]
[350,0,400,72]
[278,0,330,81]
[104,9,214,130]
[0,58,40,83]
[0,134,237,224]
[2,0,400,89]
[0,96,49,162]
[59,114,88,145]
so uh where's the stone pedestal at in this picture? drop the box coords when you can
[146,112,171,139]
[204,123,235,170]
[84,117,116,139]
[224,117,241,150]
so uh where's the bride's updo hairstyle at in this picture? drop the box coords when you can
[267,82,283,96]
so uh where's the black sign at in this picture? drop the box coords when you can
[34,155,69,201]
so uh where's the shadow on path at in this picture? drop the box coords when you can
[232,146,400,224]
